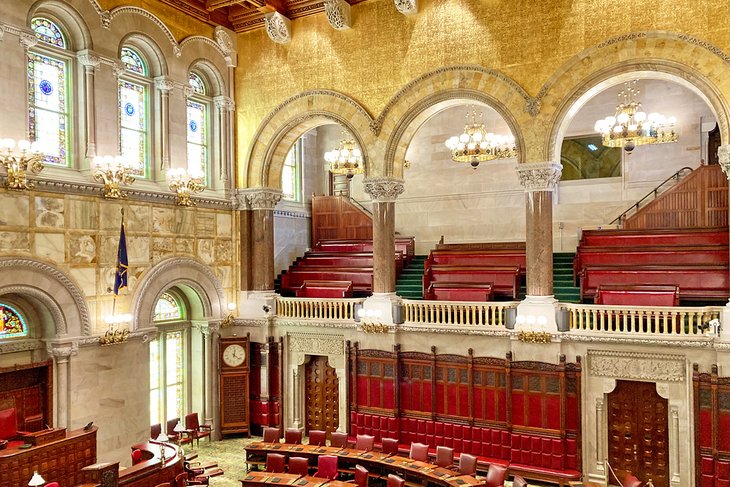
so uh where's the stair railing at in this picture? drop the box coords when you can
[348,196,373,217]
[609,166,694,226]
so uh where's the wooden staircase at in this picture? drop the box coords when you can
[311,195,372,244]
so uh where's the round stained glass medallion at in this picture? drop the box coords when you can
[125,102,135,116]
[39,80,53,96]
[189,120,198,132]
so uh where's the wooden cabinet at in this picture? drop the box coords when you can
[219,334,250,436]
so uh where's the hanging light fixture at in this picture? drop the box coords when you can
[325,131,364,179]
[444,109,517,169]
[594,80,678,152]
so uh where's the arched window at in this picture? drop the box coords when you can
[186,72,209,182]
[150,292,187,426]
[28,17,70,167]
[282,139,302,201]
[0,303,29,339]
[119,47,149,177]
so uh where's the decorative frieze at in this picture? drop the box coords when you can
[394,0,418,15]
[325,0,352,30]
[154,76,175,94]
[288,333,344,356]
[587,350,686,382]
[264,12,292,44]
[243,188,283,210]
[718,145,730,178]
[516,161,562,192]
[363,177,404,203]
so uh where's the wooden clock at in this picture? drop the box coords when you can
[219,334,250,437]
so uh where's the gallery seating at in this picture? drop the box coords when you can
[595,284,680,306]
[308,430,326,446]
[288,456,309,476]
[184,412,212,446]
[423,266,520,300]
[424,282,494,302]
[285,428,303,445]
[266,453,286,473]
[296,280,354,298]
[280,268,374,295]
[263,427,280,443]
[424,249,526,276]
[314,455,339,480]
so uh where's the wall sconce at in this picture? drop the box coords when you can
[357,308,389,333]
[514,314,552,343]
[100,313,131,346]
[28,471,45,486]
[93,156,135,199]
[0,138,44,190]
[221,302,236,327]
[167,168,205,207]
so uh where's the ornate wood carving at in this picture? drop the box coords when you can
[305,356,339,435]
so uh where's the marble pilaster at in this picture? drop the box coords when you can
[47,341,78,428]
[245,189,282,292]
[155,77,174,171]
[77,50,101,160]
[214,96,235,182]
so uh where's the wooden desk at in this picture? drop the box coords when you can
[240,471,372,487]
[117,441,184,486]
[244,442,486,487]
[0,426,97,486]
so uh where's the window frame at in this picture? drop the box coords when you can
[186,72,211,184]
[118,47,152,179]
[0,302,30,340]
[282,138,303,202]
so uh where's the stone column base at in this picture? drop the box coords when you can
[515,294,559,333]
[361,293,403,325]
[239,290,277,320]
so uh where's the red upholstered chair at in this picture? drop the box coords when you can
[387,474,405,487]
[436,446,453,468]
[314,455,339,480]
[381,437,399,455]
[308,430,326,446]
[46,484,60,487]
[409,442,429,462]
[263,426,280,443]
[0,408,22,449]
[150,423,162,440]
[330,431,348,448]
[511,475,527,487]
[185,412,211,446]
[484,464,507,486]
[167,418,190,445]
[175,472,188,487]
[288,456,309,476]
[131,448,143,465]
[285,428,303,444]
[353,465,369,487]
[355,434,375,452]
[458,453,477,475]
[624,473,642,487]
[266,453,287,473]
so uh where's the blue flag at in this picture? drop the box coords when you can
[113,221,128,296]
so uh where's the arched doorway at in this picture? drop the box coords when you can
[304,355,339,436]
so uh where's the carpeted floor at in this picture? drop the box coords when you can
[190,436,541,487]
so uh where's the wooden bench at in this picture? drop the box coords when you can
[425,250,526,275]
[579,227,728,248]
[300,251,403,276]
[424,266,520,300]
[580,265,729,302]
[595,284,680,306]
[315,237,415,265]
[296,280,354,298]
[435,241,526,251]
[425,282,495,301]
[281,267,373,294]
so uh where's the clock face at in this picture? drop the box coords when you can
[223,344,246,367]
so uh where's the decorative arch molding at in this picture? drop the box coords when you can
[132,257,225,329]
[180,36,228,64]
[28,0,93,51]
[245,90,376,188]
[187,58,226,97]
[109,6,181,57]
[382,89,527,178]
[0,258,90,337]
[538,31,730,161]
[0,285,65,338]
[119,32,169,77]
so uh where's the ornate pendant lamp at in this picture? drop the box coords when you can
[444,109,517,168]
[325,132,364,179]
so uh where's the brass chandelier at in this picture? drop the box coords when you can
[325,132,364,179]
[594,80,678,152]
[444,110,517,168]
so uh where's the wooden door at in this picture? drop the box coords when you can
[305,356,339,435]
[608,380,669,487]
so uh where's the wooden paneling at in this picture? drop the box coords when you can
[312,196,372,245]
[625,165,728,229]
[694,364,730,486]
[305,356,339,435]
[0,361,52,431]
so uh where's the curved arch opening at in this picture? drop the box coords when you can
[27,0,92,51]
[119,33,168,78]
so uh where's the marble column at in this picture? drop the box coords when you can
[363,177,404,294]
[77,50,100,159]
[154,77,174,171]
[197,322,219,432]
[47,342,78,428]
[213,96,235,183]
[245,189,283,292]
[717,145,730,339]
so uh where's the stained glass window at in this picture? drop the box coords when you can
[28,53,68,166]
[0,304,28,339]
[282,140,301,201]
[186,100,208,179]
[121,47,147,76]
[149,337,160,425]
[189,72,206,95]
[31,18,66,48]
[119,80,147,176]
[154,292,182,321]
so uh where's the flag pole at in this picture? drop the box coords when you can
[112,208,125,318]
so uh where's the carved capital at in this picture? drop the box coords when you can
[214,27,234,56]
[112,62,125,79]
[100,10,112,29]
[47,341,79,360]
[183,86,194,99]
[394,0,418,15]
[363,177,404,202]
[214,95,235,112]
[264,12,292,44]
[516,161,562,192]
[154,76,174,94]
[243,188,283,210]
[19,32,38,50]
[718,145,730,179]
[77,50,101,69]
[325,0,352,30]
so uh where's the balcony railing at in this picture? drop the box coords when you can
[277,297,364,321]
[560,303,721,336]
[402,299,517,327]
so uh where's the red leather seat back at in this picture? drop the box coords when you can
[308,430,326,446]
[330,431,348,448]
[356,434,375,451]
[381,437,399,455]
[288,456,309,476]
[150,423,161,440]
[0,409,17,441]
[410,442,429,462]
[436,446,453,468]
[485,464,507,487]
[624,474,642,487]
[511,475,527,487]
[315,455,338,480]
[185,412,200,430]
[266,453,286,473]
[263,427,280,443]
[387,474,405,487]
[354,464,369,487]
[285,428,302,444]
[459,453,477,475]
[166,418,179,436]
[131,448,142,465]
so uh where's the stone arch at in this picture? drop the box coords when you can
[187,58,226,97]
[0,258,90,337]
[377,66,533,176]
[109,6,180,58]
[244,91,376,188]
[27,0,93,51]
[539,31,730,162]
[118,32,168,77]
[132,257,225,329]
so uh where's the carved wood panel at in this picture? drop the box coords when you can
[608,380,669,487]
[305,356,339,435]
